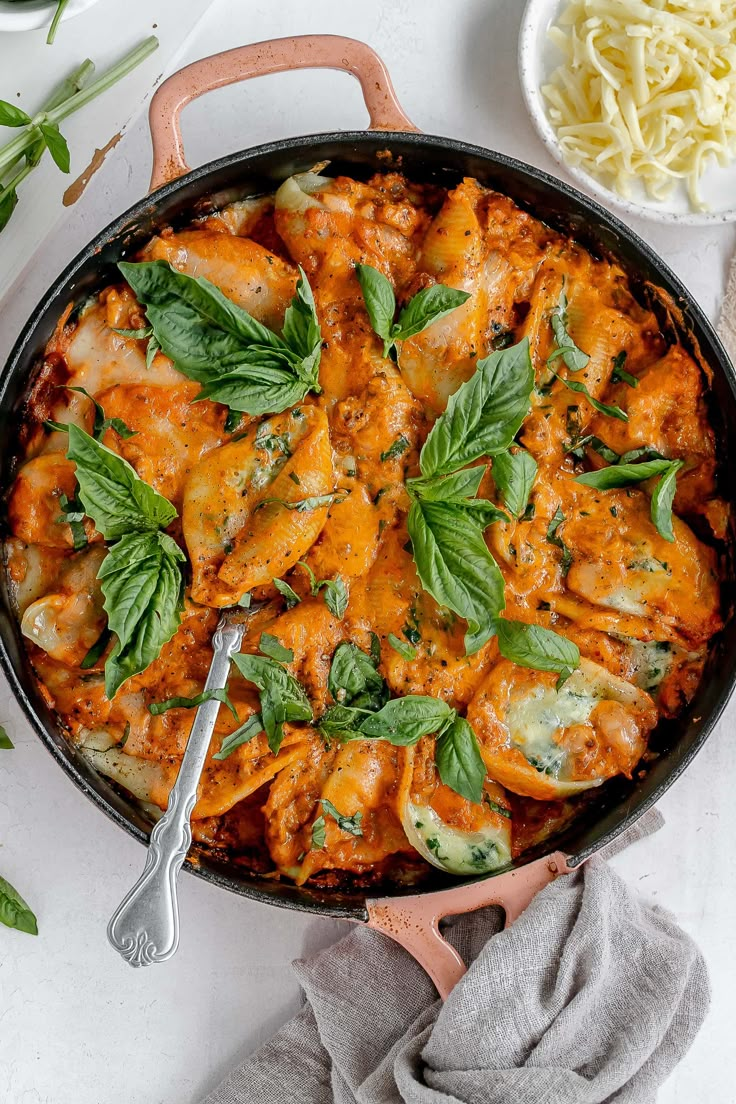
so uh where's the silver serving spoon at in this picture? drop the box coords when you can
[107,605,260,967]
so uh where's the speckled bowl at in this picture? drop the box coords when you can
[519,0,736,225]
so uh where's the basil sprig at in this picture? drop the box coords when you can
[403,338,580,680]
[118,260,322,416]
[320,642,487,802]
[0,873,37,936]
[66,425,185,698]
[231,653,312,755]
[355,263,470,359]
[575,457,684,542]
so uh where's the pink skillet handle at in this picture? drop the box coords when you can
[148,34,419,191]
[366,851,574,1000]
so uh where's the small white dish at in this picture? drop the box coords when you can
[519,0,736,225]
[0,0,101,33]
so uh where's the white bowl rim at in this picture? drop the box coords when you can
[518,0,736,227]
[0,0,101,33]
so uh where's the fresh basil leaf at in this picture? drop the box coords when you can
[550,370,628,422]
[80,627,111,670]
[274,577,301,608]
[57,491,88,551]
[380,435,410,462]
[410,467,484,503]
[0,874,37,935]
[148,687,238,718]
[39,122,70,173]
[419,339,534,477]
[237,593,252,608]
[408,499,506,654]
[435,715,486,803]
[255,426,292,457]
[575,459,673,490]
[359,695,455,745]
[355,264,396,353]
[387,633,417,660]
[651,460,684,542]
[261,493,337,513]
[320,798,363,837]
[322,576,348,619]
[611,351,638,387]
[496,619,580,682]
[318,704,365,741]
[66,425,177,539]
[0,725,13,750]
[545,506,573,575]
[0,100,31,127]
[0,187,18,233]
[99,530,185,699]
[297,560,320,595]
[328,642,383,705]
[231,653,312,755]
[492,449,537,518]
[370,631,381,666]
[112,325,153,340]
[393,283,471,343]
[311,815,326,850]
[281,266,322,384]
[589,437,621,464]
[118,260,322,414]
[548,291,589,372]
[145,333,160,370]
[213,713,264,760]
[619,446,666,464]
[258,632,294,664]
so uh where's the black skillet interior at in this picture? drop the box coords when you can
[1,132,734,922]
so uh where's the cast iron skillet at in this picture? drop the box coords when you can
[1,37,734,993]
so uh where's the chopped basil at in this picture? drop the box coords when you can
[380,435,410,462]
[547,290,589,372]
[149,688,238,717]
[387,633,417,660]
[311,815,326,850]
[545,506,573,575]
[213,713,264,760]
[231,653,312,755]
[549,369,628,422]
[320,798,363,837]
[611,351,638,388]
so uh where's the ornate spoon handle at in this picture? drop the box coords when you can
[107,609,247,967]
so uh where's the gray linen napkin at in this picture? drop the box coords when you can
[203,809,709,1104]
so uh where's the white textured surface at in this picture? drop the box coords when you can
[0,2,734,1103]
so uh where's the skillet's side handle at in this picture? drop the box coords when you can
[366,851,574,999]
[148,34,418,191]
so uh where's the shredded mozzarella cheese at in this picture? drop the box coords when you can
[541,0,736,211]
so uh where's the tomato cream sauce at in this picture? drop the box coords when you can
[4,172,725,888]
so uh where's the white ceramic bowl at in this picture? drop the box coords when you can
[519,0,736,225]
[0,0,101,33]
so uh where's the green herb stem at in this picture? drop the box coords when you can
[46,0,71,45]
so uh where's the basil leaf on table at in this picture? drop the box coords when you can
[320,798,363,837]
[0,188,19,233]
[418,339,535,476]
[118,260,322,414]
[435,715,486,804]
[66,424,176,538]
[213,713,264,761]
[38,122,70,173]
[231,653,313,755]
[148,687,238,718]
[258,632,294,664]
[359,695,456,746]
[547,291,589,372]
[408,499,506,654]
[0,100,31,128]
[0,873,37,935]
[492,448,538,518]
[495,619,581,688]
[355,263,470,359]
[0,725,13,749]
[99,530,185,700]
